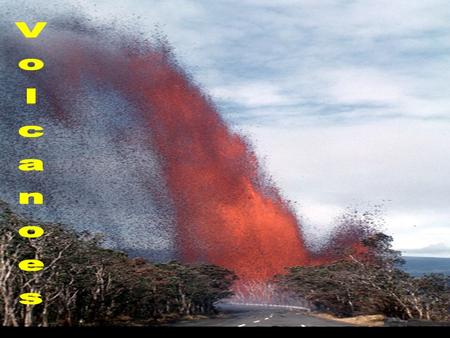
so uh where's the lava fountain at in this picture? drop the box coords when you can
[0,16,310,281]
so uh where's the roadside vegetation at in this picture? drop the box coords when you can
[2,200,448,326]
[274,210,450,322]
[0,201,236,326]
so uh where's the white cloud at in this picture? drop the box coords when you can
[402,243,450,257]
[246,120,450,253]
[211,82,292,107]
[325,68,406,104]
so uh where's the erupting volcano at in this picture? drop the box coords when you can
[0,16,316,281]
[64,33,310,281]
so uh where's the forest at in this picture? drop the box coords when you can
[0,200,236,326]
[275,231,450,321]
[1,200,449,326]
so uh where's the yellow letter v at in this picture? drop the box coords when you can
[15,22,47,39]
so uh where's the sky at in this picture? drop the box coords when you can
[12,0,450,256]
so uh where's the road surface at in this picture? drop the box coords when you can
[173,303,352,327]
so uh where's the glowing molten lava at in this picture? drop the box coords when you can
[124,48,310,281]
[67,40,307,279]
[16,29,311,281]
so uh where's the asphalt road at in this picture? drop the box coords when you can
[173,303,352,327]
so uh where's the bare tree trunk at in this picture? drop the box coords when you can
[0,235,20,327]
[3,299,19,326]
[24,305,34,327]
[42,302,49,327]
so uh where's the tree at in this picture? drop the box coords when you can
[275,224,450,321]
[0,200,237,326]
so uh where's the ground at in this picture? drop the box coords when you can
[171,303,353,327]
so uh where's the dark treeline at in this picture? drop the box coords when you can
[2,200,449,326]
[0,201,237,326]
[274,211,450,321]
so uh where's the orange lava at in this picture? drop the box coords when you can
[33,34,314,281]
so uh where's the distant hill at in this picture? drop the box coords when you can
[403,256,450,276]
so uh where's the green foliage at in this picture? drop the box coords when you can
[0,201,237,326]
[274,231,450,321]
